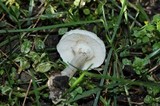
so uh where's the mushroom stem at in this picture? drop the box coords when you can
[61,52,88,78]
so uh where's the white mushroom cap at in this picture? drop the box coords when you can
[57,29,106,70]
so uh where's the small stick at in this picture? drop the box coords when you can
[148,64,160,73]
[22,79,32,106]
[0,50,20,68]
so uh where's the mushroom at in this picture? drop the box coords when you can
[48,29,106,103]
[57,29,106,78]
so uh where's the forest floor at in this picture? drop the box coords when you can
[0,0,160,106]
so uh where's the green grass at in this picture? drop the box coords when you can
[0,0,160,106]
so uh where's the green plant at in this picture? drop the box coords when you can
[121,14,160,105]
[15,38,52,73]
[132,14,160,53]
[0,37,53,105]
[0,0,160,105]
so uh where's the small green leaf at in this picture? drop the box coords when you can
[83,8,90,15]
[136,38,142,44]
[15,57,30,73]
[40,53,47,60]
[69,77,77,86]
[142,36,149,43]
[145,24,155,32]
[144,95,154,103]
[1,86,12,95]
[0,69,4,75]
[147,87,160,96]
[120,50,130,57]
[70,86,83,98]
[21,39,32,53]
[132,57,150,75]
[45,5,56,14]
[58,28,68,35]
[76,86,83,94]
[68,87,101,103]
[122,58,131,65]
[132,57,143,73]
[35,62,52,73]
[153,42,160,51]
[28,51,40,64]
[153,14,160,23]
[34,37,45,50]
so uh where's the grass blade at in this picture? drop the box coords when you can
[93,48,113,106]
[0,19,102,34]
[30,70,41,106]
[111,0,127,43]
[84,71,160,88]
[68,87,102,103]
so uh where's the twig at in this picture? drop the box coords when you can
[22,79,32,106]
[0,49,20,68]
[148,64,160,73]
[0,13,5,21]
